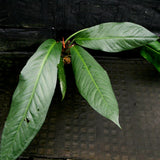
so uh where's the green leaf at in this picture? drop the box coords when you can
[141,41,160,72]
[70,45,120,128]
[58,57,67,100]
[75,22,158,52]
[0,39,62,160]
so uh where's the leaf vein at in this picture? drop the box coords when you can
[76,36,157,41]
[8,41,56,153]
[73,46,109,109]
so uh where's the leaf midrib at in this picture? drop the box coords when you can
[73,46,109,109]
[8,41,56,154]
[76,36,157,41]
[145,45,160,55]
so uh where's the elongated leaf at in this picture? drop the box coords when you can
[75,22,158,52]
[0,39,62,160]
[141,41,160,72]
[70,45,120,127]
[58,57,67,100]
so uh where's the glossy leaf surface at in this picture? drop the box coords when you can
[58,57,67,100]
[75,22,158,52]
[70,45,120,127]
[0,39,62,160]
[141,41,160,72]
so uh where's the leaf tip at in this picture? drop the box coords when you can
[117,122,122,129]
[111,115,121,129]
[61,94,65,101]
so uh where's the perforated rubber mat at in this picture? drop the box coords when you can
[0,54,160,160]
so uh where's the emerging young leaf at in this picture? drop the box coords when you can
[75,22,158,52]
[141,41,160,72]
[58,57,67,100]
[70,45,120,127]
[0,39,62,160]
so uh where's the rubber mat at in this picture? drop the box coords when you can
[0,54,160,160]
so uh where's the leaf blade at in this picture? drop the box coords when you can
[75,22,158,52]
[58,57,67,100]
[141,41,160,72]
[70,45,120,127]
[0,39,62,160]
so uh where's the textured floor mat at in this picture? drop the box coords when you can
[0,55,160,160]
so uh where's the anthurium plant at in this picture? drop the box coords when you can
[0,22,160,160]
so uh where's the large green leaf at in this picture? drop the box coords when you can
[75,22,158,52]
[58,57,67,100]
[141,41,160,72]
[70,45,120,127]
[0,39,62,160]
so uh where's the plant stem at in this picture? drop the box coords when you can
[65,28,88,44]
[69,39,75,46]
[64,39,75,54]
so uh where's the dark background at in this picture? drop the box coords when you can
[0,0,160,52]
